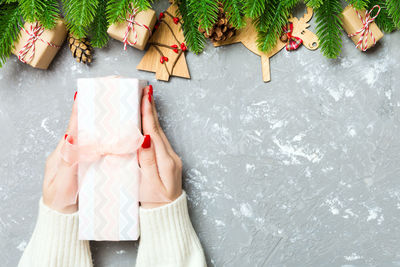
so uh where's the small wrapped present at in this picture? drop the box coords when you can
[107,9,157,50]
[342,5,383,51]
[12,20,67,69]
[77,76,147,241]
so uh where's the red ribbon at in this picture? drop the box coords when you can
[282,23,303,51]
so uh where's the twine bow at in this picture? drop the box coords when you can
[348,5,381,51]
[283,22,303,51]
[123,8,152,50]
[18,22,60,63]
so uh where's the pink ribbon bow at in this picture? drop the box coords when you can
[123,8,152,50]
[18,22,60,63]
[348,5,381,51]
[54,126,144,209]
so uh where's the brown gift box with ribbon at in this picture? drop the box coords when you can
[12,20,67,69]
[107,9,157,51]
[342,5,383,51]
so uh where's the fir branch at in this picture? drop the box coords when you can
[222,0,246,28]
[386,0,400,27]
[244,0,266,18]
[305,0,323,8]
[369,0,397,32]
[0,2,22,67]
[256,0,299,53]
[313,0,342,58]
[106,0,151,24]
[63,0,99,38]
[107,0,130,24]
[176,0,206,54]
[19,0,59,28]
[189,0,219,31]
[90,0,109,48]
[346,0,368,10]
[38,0,59,29]
[133,0,151,11]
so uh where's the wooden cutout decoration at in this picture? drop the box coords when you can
[137,4,190,81]
[214,7,319,82]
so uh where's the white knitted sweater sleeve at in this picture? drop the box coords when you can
[18,198,93,267]
[136,191,207,267]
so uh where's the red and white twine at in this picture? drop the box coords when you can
[18,22,60,63]
[123,8,152,50]
[348,5,381,51]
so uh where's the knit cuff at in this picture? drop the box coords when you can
[18,198,92,267]
[137,191,205,267]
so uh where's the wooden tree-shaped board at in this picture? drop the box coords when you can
[137,4,190,81]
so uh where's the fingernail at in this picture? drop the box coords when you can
[74,91,77,101]
[148,92,152,103]
[142,135,151,148]
[149,85,153,96]
[64,134,68,140]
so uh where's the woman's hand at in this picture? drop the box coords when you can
[42,101,78,214]
[139,85,183,209]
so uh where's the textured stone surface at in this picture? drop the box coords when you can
[1,3,400,266]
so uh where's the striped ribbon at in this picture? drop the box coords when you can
[18,22,60,63]
[348,5,381,51]
[123,8,152,50]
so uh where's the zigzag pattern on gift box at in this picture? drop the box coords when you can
[118,86,139,240]
[95,80,121,240]
[78,85,95,240]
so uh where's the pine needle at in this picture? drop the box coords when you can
[386,0,400,27]
[312,0,342,58]
[63,0,99,38]
[369,0,397,33]
[176,0,206,54]
[0,2,22,67]
[91,0,109,48]
[222,0,246,28]
[189,0,219,31]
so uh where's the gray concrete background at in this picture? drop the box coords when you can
[1,2,400,266]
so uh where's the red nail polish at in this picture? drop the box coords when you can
[142,135,151,148]
[64,134,68,140]
[74,91,77,101]
[149,85,153,96]
[148,92,152,103]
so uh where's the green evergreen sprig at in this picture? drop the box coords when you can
[91,0,109,48]
[256,0,299,53]
[189,0,219,31]
[0,2,22,67]
[386,0,400,28]
[19,0,59,29]
[222,0,246,29]
[62,0,99,38]
[176,0,206,54]
[308,0,342,59]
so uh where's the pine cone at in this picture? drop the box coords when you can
[68,33,93,64]
[199,3,236,42]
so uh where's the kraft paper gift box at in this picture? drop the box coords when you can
[12,20,67,69]
[107,9,157,50]
[342,5,383,51]
[77,76,147,241]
